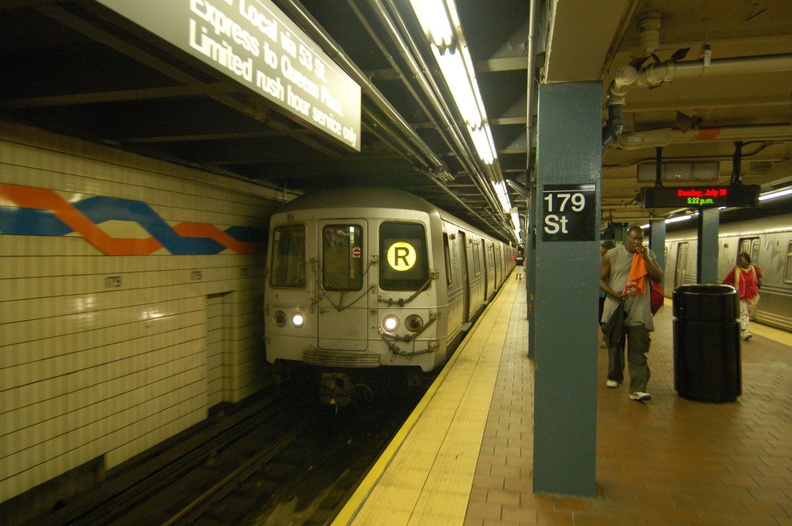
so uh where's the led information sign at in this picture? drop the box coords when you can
[640,185,760,208]
[95,0,361,151]
[541,184,596,242]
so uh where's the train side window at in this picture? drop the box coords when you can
[270,224,306,288]
[738,237,760,264]
[472,241,481,276]
[380,222,429,290]
[785,242,792,284]
[443,233,452,286]
[322,224,363,291]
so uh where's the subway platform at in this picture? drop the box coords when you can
[333,271,792,525]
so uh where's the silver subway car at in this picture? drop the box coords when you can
[263,187,516,404]
[664,213,792,331]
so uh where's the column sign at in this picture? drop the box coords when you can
[541,184,596,242]
[95,0,361,151]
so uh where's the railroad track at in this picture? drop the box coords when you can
[27,378,427,525]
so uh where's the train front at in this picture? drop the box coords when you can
[263,204,446,405]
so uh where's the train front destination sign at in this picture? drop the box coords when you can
[95,0,362,151]
[640,185,760,208]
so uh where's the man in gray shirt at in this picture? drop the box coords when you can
[600,226,664,402]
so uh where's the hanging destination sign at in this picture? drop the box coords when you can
[95,0,361,151]
[640,185,760,208]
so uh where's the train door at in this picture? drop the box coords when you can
[493,243,500,285]
[675,242,689,288]
[738,237,760,264]
[317,221,368,350]
[459,231,470,325]
[482,241,489,300]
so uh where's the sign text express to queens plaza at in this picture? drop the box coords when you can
[96,0,362,150]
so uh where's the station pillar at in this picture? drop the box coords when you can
[697,208,719,284]
[530,82,600,497]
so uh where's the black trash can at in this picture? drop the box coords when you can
[673,284,741,403]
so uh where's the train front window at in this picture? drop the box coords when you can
[380,222,428,290]
[270,225,306,288]
[322,224,364,291]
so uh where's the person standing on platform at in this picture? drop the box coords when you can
[600,226,664,402]
[723,252,760,340]
[514,250,524,280]
[599,240,616,348]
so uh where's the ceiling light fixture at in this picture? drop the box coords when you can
[409,0,513,237]
[409,0,497,167]
[759,186,792,201]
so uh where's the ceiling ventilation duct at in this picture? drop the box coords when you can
[602,9,792,149]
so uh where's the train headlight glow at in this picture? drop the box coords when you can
[274,310,287,327]
[382,315,399,332]
[292,312,305,328]
[405,314,424,332]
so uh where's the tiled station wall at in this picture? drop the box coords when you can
[0,122,288,503]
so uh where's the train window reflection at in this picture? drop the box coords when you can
[380,222,428,290]
[270,225,306,288]
[322,224,363,291]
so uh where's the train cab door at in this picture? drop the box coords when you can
[317,221,368,351]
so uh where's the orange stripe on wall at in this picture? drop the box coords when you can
[0,184,162,255]
[173,222,263,254]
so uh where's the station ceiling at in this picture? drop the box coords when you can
[1,0,791,242]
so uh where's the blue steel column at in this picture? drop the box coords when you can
[532,82,600,497]
[697,208,719,283]
[527,186,537,359]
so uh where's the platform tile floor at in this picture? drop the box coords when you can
[335,274,792,526]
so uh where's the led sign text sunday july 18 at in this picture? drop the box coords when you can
[640,185,760,208]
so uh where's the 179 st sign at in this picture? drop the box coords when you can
[541,184,596,242]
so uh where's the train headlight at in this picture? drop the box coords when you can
[382,315,399,332]
[274,310,287,327]
[292,312,305,328]
[405,314,424,333]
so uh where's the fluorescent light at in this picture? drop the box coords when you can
[435,49,481,127]
[470,126,495,164]
[665,214,695,224]
[409,0,453,47]
[759,186,792,201]
[494,181,512,213]
[511,211,521,239]
[410,0,497,166]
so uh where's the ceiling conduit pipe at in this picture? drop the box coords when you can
[525,0,538,181]
[277,0,446,174]
[347,0,465,169]
[279,0,508,238]
[368,0,506,223]
[603,53,792,148]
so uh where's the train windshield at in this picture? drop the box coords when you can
[322,224,364,290]
[379,222,428,290]
[270,224,306,288]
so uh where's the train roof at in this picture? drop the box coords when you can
[275,186,505,242]
[277,186,440,215]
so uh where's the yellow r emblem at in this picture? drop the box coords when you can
[387,242,416,271]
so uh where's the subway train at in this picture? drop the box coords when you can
[663,213,792,332]
[263,187,516,404]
